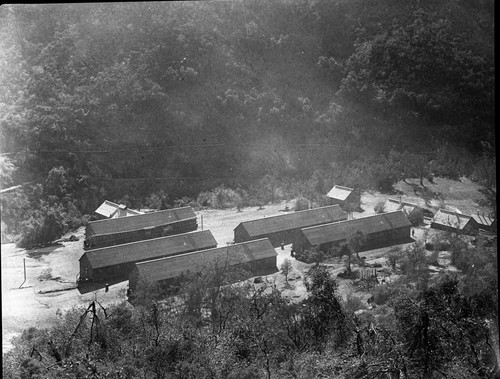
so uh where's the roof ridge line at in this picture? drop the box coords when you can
[301,211,407,231]
[89,206,193,225]
[84,229,209,252]
[238,205,343,225]
[134,238,272,266]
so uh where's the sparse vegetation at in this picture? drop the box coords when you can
[280,258,293,286]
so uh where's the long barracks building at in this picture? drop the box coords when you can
[79,230,217,282]
[84,207,197,249]
[129,238,278,291]
[292,211,413,254]
[233,205,348,247]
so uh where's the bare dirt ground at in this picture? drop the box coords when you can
[2,177,492,353]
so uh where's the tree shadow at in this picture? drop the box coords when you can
[26,243,64,259]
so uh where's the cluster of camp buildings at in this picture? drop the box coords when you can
[80,202,280,294]
[79,191,496,297]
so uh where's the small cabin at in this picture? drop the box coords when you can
[94,200,142,219]
[326,185,361,209]
[431,209,479,236]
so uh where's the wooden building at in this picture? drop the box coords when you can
[95,200,142,219]
[326,185,360,208]
[129,238,277,291]
[431,209,479,235]
[471,212,496,233]
[79,230,217,283]
[292,211,412,254]
[84,207,197,249]
[385,198,425,224]
[233,205,348,247]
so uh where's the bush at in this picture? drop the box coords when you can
[145,190,170,210]
[196,185,242,209]
[17,203,68,247]
[294,198,310,211]
[174,196,199,209]
[372,284,392,305]
[343,291,367,314]
[374,201,386,214]
[295,247,325,264]
[386,247,403,270]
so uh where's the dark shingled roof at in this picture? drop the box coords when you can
[235,205,347,237]
[133,238,276,283]
[87,207,196,236]
[80,230,216,269]
[301,211,411,246]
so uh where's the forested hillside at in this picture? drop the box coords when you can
[0,1,495,245]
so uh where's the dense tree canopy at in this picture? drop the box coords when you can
[0,1,495,243]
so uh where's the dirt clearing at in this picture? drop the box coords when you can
[2,178,492,353]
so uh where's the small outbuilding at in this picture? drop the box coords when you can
[95,200,142,219]
[326,185,361,209]
[385,198,426,224]
[292,211,412,255]
[233,205,348,247]
[129,238,278,292]
[431,209,479,236]
[471,212,496,233]
[84,207,197,249]
[79,230,217,283]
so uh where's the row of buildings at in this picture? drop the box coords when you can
[79,193,495,295]
[80,203,282,293]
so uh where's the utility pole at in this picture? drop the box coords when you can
[19,258,26,288]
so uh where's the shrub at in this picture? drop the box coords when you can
[295,247,325,264]
[374,201,386,214]
[174,196,199,209]
[197,185,242,209]
[372,284,392,305]
[145,190,170,210]
[386,247,403,270]
[17,204,68,247]
[294,198,310,211]
[343,291,367,314]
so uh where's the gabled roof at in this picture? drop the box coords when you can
[301,211,411,246]
[80,230,217,269]
[432,209,475,230]
[87,207,196,236]
[471,213,496,227]
[133,238,276,282]
[385,198,420,214]
[95,200,142,218]
[326,185,354,201]
[235,205,348,237]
